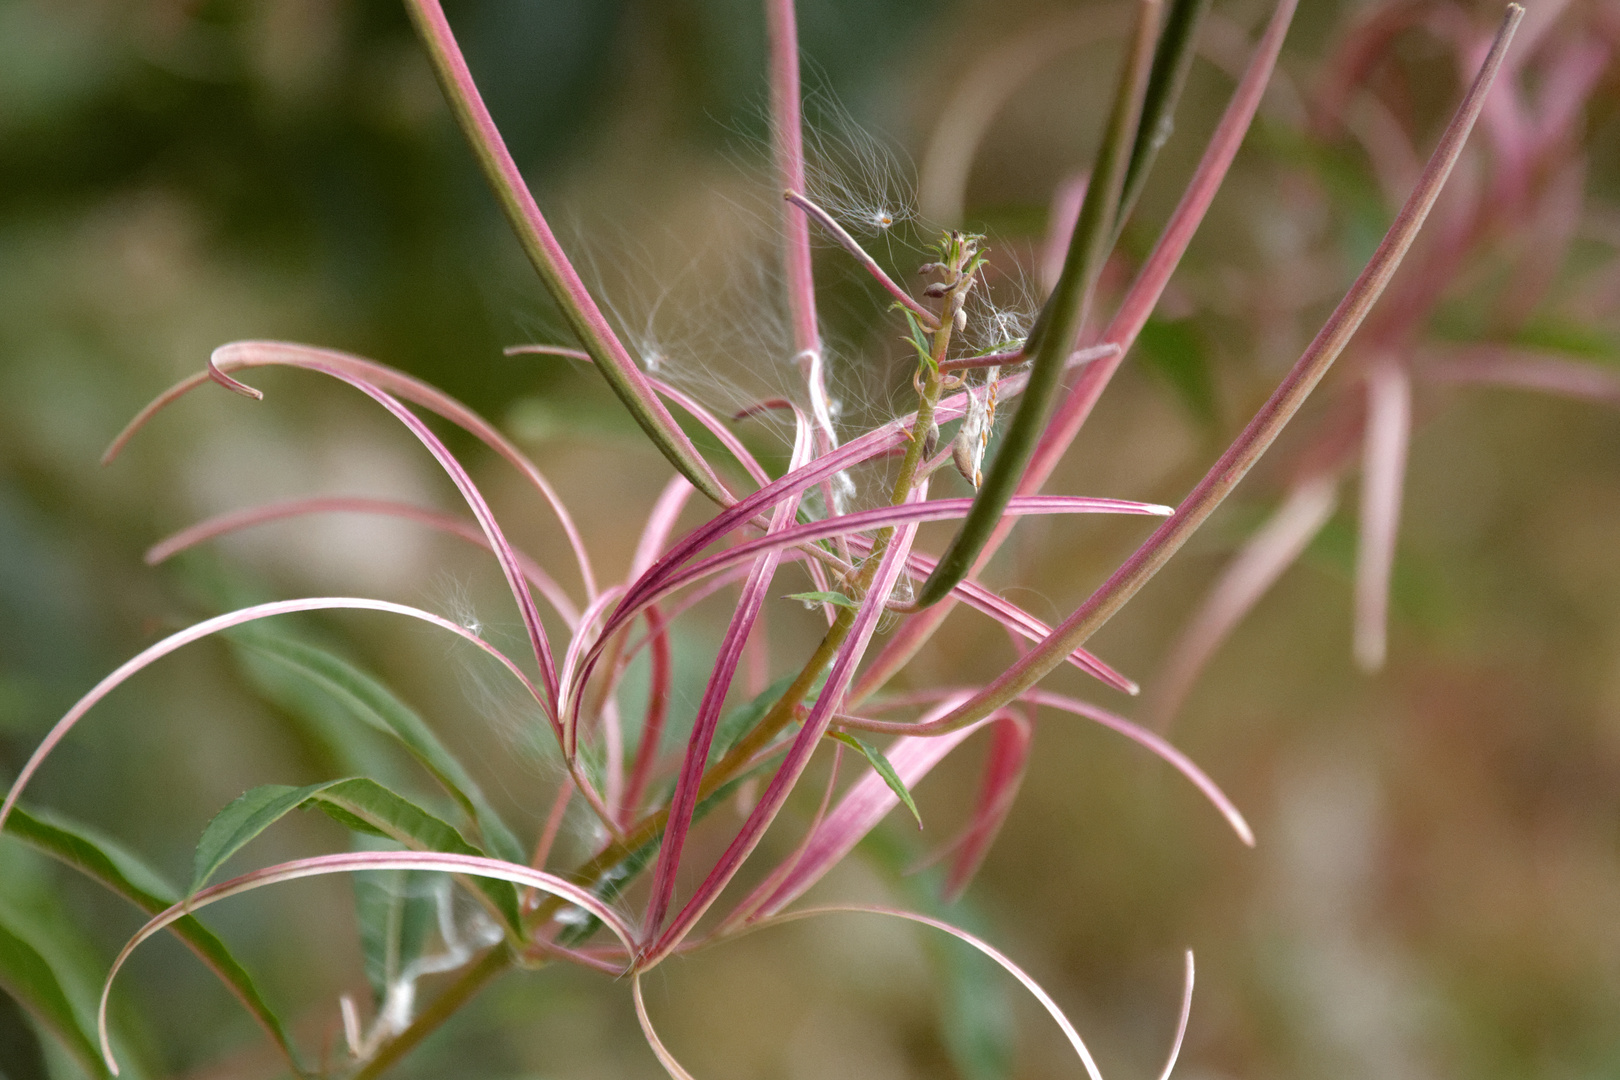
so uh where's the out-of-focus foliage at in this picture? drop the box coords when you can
[2,0,1619,1078]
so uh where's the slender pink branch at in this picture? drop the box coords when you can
[768,0,820,361]
[403,0,731,506]
[937,342,1117,374]
[926,3,1522,737]
[641,416,813,940]
[1354,361,1412,671]
[850,0,1300,704]
[604,495,1171,662]
[848,534,1140,695]
[1146,475,1338,728]
[1424,349,1620,407]
[531,781,573,870]
[785,190,938,327]
[146,495,581,629]
[641,498,923,967]
[112,343,600,601]
[620,605,672,823]
[207,349,562,715]
[943,711,1032,901]
[838,688,1253,847]
[1,598,545,835]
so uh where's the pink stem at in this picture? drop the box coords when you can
[403,0,731,507]
[785,190,938,327]
[640,418,813,939]
[146,495,580,629]
[113,343,600,601]
[620,605,672,824]
[1354,360,1412,671]
[921,2,1521,737]
[1146,475,1338,729]
[767,0,820,362]
[1,598,545,835]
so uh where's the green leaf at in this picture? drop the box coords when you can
[0,989,48,1080]
[353,864,437,1006]
[896,304,936,369]
[784,590,861,610]
[192,779,523,933]
[826,732,923,828]
[230,630,526,865]
[192,783,332,894]
[0,903,107,1078]
[3,804,305,1074]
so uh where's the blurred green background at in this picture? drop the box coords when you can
[2,0,1619,1078]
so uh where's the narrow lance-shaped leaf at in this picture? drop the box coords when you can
[0,596,549,840]
[353,864,436,1006]
[191,779,523,933]
[826,732,923,828]
[400,0,731,507]
[230,629,525,864]
[192,783,334,894]
[925,3,1525,735]
[98,850,639,1076]
[916,0,1163,609]
[0,900,111,1078]
[4,805,305,1075]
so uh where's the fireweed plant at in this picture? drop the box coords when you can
[0,0,1553,1076]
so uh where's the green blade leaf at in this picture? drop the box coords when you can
[353,864,438,1005]
[192,783,332,894]
[192,779,523,933]
[231,630,525,865]
[3,804,305,1074]
[827,732,923,828]
[784,591,861,610]
[0,905,108,1078]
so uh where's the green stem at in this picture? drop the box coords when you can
[914,0,1162,609]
